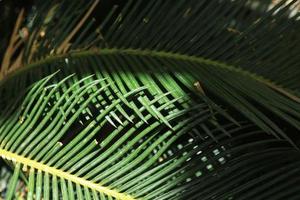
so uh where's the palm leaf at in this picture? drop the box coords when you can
[1,73,223,199]
[0,0,300,199]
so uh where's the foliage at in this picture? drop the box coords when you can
[0,0,300,199]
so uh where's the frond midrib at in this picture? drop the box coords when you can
[0,48,299,102]
[0,148,136,200]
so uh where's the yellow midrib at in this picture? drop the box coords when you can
[0,148,136,200]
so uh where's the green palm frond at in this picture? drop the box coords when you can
[1,73,224,199]
[0,0,300,199]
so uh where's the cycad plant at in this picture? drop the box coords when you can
[0,0,300,199]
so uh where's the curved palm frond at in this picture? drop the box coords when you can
[0,0,300,199]
[2,73,299,199]
[1,0,300,142]
[1,72,229,199]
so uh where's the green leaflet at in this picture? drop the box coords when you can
[1,0,300,199]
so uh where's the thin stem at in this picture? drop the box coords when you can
[1,48,299,102]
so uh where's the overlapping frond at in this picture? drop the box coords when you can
[2,73,299,199]
[1,0,300,143]
[0,0,300,199]
[0,73,231,199]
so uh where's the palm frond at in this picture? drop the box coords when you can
[0,0,300,199]
[1,0,300,141]
[0,73,228,199]
[2,73,299,199]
